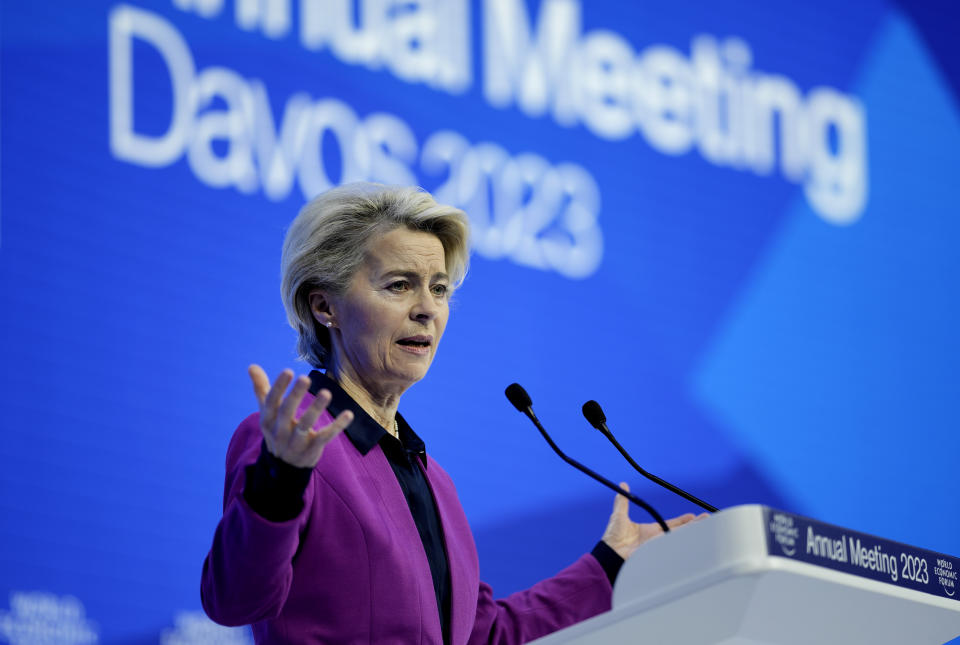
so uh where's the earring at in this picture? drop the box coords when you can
[325,321,333,328]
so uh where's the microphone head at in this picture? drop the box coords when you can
[581,400,607,429]
[504,383,532,412]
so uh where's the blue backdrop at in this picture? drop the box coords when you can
[1,1,958,643]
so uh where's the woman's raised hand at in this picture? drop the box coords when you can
[248,364,354,469]
[601,482,705,560]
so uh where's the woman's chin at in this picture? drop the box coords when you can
[382,356,434,385]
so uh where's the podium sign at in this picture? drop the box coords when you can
[533,505,960,644]
[764,508,958,603]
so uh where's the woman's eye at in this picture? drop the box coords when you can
[388,281,409,292]
[431,284,448,297]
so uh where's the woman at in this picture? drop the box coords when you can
[201,183,696,644]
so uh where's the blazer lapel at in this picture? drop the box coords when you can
[356,444,444,643]
[423,457,480,645]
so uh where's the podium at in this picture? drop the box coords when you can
[533,505,960,644]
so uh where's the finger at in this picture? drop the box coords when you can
[286,390,332,455]
[317,409,354,443]
[305,409,354,465]
[295,388,332,434]
[250,364,278,454]
[612,482,631,517]
[248,364,270,408]
[262,369,294,425]
[666,512,698,529]
[275,375,311,447]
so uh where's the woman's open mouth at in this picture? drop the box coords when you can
[396,335,433,355]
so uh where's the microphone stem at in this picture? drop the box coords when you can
[603,428,718,513]
[527,411,670,533]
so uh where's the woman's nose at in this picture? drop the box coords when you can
[411,290,439,321]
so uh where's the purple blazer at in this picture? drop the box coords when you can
[201,394,612,644]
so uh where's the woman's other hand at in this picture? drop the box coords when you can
[601,482,705,560]
[248,364,354,468]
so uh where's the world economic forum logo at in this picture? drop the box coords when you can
[768,512,800,557]
[934,558,957,598]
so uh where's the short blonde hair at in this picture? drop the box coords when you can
[281,182,470,368]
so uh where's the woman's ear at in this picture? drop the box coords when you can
[308,290,336,329]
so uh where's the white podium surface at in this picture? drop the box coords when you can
[532,505,960,645]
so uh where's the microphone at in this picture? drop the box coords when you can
[504,383,670,533]
[582,400,718,513]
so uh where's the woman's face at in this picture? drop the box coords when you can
[323,228,450,394]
